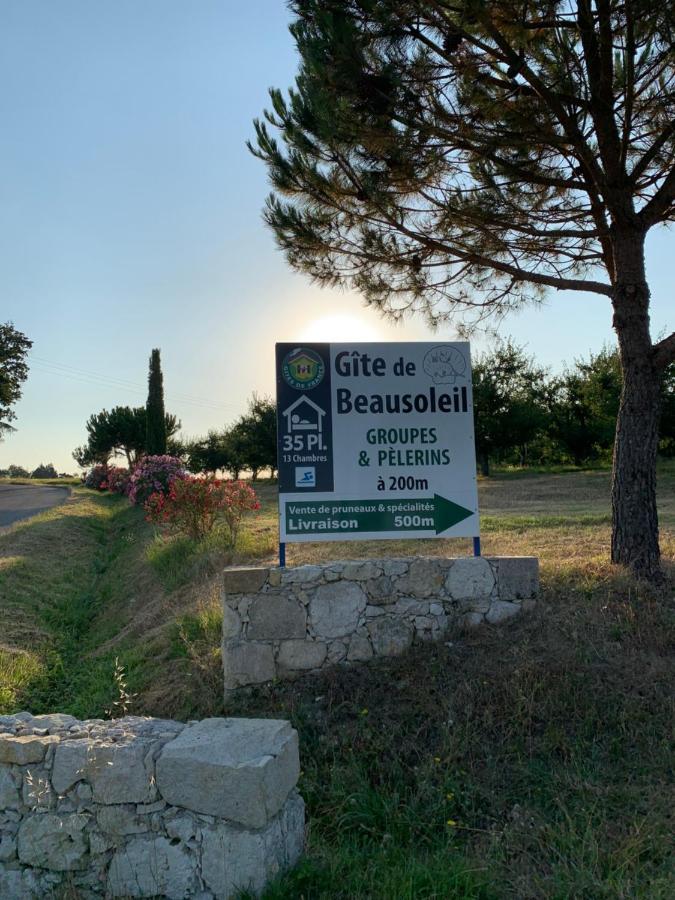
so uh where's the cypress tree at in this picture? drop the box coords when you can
[145,349,167,455]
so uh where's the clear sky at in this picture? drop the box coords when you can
[1,1,671,473]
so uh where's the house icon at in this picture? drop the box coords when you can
[287,352,318,382]
[283,396,326,434]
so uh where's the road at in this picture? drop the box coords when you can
[0,483,70,527]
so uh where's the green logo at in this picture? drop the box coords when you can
[282,348,325,390]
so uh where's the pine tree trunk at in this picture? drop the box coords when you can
[610,232,662,580]
[479,452,490,477]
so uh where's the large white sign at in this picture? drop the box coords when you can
[276,342,479,542]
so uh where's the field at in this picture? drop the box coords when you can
[0,465,673,898]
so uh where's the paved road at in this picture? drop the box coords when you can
[0,484,70,527]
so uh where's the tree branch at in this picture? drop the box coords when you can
[640,165,675,227]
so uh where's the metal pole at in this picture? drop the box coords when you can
[279,542,286,568]
[472,536,481,557]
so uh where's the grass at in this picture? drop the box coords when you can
[0,465,673,898]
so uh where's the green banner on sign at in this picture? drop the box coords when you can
[285,494,473,537]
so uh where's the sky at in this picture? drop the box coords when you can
[0,0,672,473]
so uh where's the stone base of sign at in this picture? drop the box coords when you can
[222,556,538,694]
[0,714,304,899]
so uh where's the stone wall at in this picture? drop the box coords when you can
[0,713,304,899]
[222,556,538,692]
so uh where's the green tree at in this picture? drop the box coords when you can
[186,428,247,479]
[0,323,32,438]
[550,346,675,462]
[235,395,278,479]
[549,347,622,464]
[73,406,180,469]
[186,430,229,475]
[146,349,167,455]
[473,341,549,475]
[252,0,675,579]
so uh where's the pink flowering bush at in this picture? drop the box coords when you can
[105,467,131,496]
[145,476,259,544]
[84,464,109,490]
[128,455,186,506]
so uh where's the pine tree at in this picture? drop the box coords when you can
[251,0,675,581]
[145,349,167,455]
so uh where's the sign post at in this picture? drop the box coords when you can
[276,342,479,555]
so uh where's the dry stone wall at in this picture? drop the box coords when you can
[0,713,304,899]
[222,556,538,692]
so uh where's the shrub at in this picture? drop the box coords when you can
[105,467,131,495]
[218,479,261,545]
[7,465,30,478]
[144,476,259,543]
[31,463,58,479]
[128,455,186,506]
[84,464,109,490]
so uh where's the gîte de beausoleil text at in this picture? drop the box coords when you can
[334,350,468,415]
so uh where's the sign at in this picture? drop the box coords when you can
[276,342,479,542]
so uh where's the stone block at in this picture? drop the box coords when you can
[431,613,449,638]
[347,632,373,662]
[23,766,55,809]
[51,739,89,794]
[247,596,306,640]
[107,835,198,899]
[280,565,324,584]
[413,615,434,632]
[223,641,276,689]
[394,597,429,615]
[457,596,491,613]
[485,600,521,624]
[89,831,113,855]
[156,718,300,829]
[52,737,156,804]
[495,557,539,600]
[0,866,40,900]
[277,640,327,671]
[445,557,495,601]
[461,611,484,629]
[201,792,305,899]
[97,804,148,835]
[165,812,200,844]
[364,575,393,605]
[339,561,383,581]
[326,640,347,663]
[309,581,366,638]
[397,558,444,597]
[382,560,409,576]
[27,714,78,733]
[0,735,58,765]
[368,618,413,657]
[221,605,241,640]
[0,768,20,810]
[18,813,88,870]
[365,605,385,617]
[0,834,16,862]
[223,567,269,595]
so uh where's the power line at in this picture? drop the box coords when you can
[28,355,240,414]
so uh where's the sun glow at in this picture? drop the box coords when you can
[300,313,381,343]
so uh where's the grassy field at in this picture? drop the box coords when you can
[0,465,673,898]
